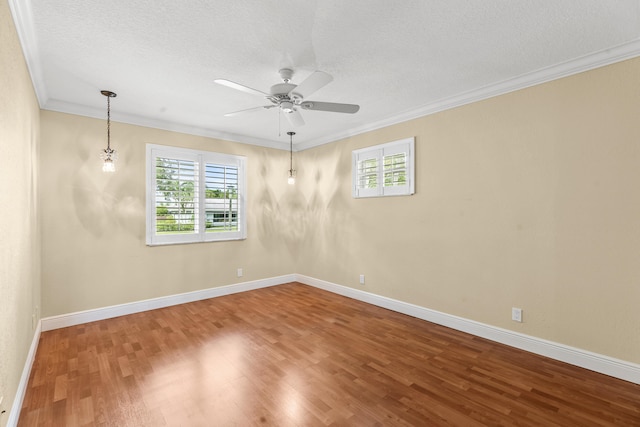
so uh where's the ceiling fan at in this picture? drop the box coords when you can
[214,68,360,127]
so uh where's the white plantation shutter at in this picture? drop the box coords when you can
[352,137,415,198]
[146,144,246,245]
[381,141,411,196]
[155,156,199,236]
[354,149,382,198]
[204,163,239,233]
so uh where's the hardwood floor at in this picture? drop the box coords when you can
[19,282,640,426]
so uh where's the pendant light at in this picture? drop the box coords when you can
[100,90,117,172]
[287,131,296,185]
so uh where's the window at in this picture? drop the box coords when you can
[146,144,246,245]
[352,137,415,198]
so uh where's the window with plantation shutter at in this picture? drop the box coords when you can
[352,137,415,198]
[146,144,246,245]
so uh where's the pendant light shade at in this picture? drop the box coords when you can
[287,131,296,185]
[100,90,117,172]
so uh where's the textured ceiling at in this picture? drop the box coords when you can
[9,0,640,150]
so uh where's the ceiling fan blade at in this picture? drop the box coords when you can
[300,101,360,114]
[223,105,275,117]
[284,109,305,127]
[214,79,269,97]
[289,71,333,99]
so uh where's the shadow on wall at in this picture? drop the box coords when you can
[322,144,354,245]
[294,144,359,277]
[255,153,281,251]
[302,166,326,250]
[255,150,310,260]
[71,131,144,239]
[255,143,357,262]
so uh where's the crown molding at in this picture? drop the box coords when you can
[10,0,640,152]
[43,98,290,151]
[8,0,47,107]
[296,38,640,151]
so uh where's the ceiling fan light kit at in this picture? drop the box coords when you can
[280,101,294,114]
[215,68,360,129]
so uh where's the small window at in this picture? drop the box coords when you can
[352,137,415,198]
[146,144,247,245]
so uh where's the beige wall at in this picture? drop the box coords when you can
[40,112,300,316]
[296,57,640,364]
[0,0,41,423]
[1,0,636,420]
[36,47,640,369]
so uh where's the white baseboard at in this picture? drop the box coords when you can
[11,273,640,426]
[8,321,41,427]
[295,274,640,385]
[41,274,295,331]
[32,272,640,391]
[11,275,293,425]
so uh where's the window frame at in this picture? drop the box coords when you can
[352,137,415,198]
[146,144,247,246]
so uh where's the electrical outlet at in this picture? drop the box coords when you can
[512,307,523,323]
[237,268,243,278]
[359,274,365,285]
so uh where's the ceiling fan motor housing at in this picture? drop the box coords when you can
[270,83,296,96]
[269,81,298,112]
[215,67,359,126]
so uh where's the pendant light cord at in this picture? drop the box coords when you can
[101,90,117,154]
[287,131,295,172]
[106,95,111,151]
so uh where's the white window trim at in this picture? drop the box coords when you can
[352,137,415,198]
[146,144,247,246]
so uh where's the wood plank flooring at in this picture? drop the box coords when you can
[19,282,640,426]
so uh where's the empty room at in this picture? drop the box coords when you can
[2,1,640,426]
